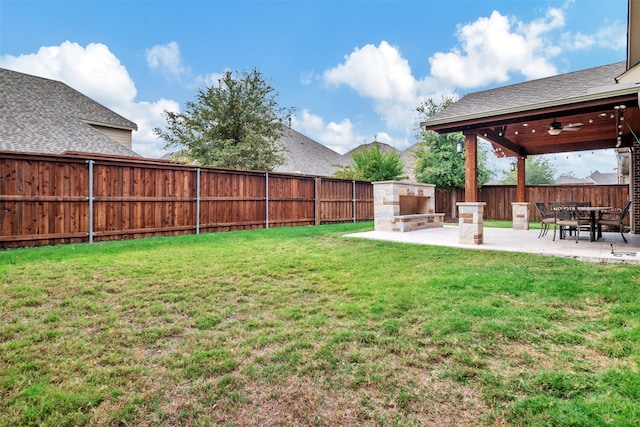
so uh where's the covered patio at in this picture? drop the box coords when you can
[423,60,637,240]
[347,225,640,265]
[420,1,639,245]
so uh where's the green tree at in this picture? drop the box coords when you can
[332,142,405,181]
[413,132,493,189]
[154,69,294,171]
[414,97,493,189]
[500,157,556,184]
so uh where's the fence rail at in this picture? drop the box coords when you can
[0,152,630,248]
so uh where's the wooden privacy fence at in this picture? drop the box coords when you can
[0,152,373,248]
[1,152,631,249]
[435,185,630,222]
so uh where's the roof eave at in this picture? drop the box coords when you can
[423,82,640,131]
[82,119,138,131]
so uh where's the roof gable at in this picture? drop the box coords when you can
[274,127,348,176]
[0,68,139,157]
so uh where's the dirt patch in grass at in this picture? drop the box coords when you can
[202,369,494,426]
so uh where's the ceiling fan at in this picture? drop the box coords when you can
[547,120,582,135]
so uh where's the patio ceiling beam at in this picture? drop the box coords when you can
[475,128,526,157]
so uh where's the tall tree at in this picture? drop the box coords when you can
[332,142,405,181]
[414,96,493,218]
[154,69,294,171]
[414,97,493,189]
[500,156,556,184]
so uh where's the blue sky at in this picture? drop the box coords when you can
[0,0,629,178]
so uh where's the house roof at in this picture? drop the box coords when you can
[345,141,397,156]
[0,68,140,157]
[587,170,619,185]
[424,61,640,159]
[427,62,628,126]
[554,176,592,185]
[273,127,348,176]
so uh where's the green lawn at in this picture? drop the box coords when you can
[1,222,639,426]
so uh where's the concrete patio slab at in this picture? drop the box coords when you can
[346,225,640,264]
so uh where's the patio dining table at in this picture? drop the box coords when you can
[577,206,611,242]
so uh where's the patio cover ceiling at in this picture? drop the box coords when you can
[424,62,640,159]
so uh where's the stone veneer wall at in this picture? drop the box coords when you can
[457,202,485,245]
[511,202,530,230]
[373,181,444,232]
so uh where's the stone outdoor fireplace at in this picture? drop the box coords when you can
[374,181,444,232]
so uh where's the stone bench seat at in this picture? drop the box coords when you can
[389,213,445,232]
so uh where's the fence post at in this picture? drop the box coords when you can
[315,177,321,225]
[265,172,269,229]
[195,168,201,234]
[86,159,94,243]
[352,180,356,222]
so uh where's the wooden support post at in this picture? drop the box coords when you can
[517,156,526,202]
[464,133,478,202]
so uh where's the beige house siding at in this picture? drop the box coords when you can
[89,124,133,150]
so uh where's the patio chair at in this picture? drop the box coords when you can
[534,202,555,238]
[576,201,592,233]
[598,201,632,243]
[551,202,580,243]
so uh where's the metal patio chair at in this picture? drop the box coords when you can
[598,201,632,243]
[551,202,580,243]
[534,202,555,238]
[576,201,592,233]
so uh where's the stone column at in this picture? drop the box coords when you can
[457,202,485,245]
[512,202,530,230]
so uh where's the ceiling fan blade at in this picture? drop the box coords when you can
[561,123,582,131]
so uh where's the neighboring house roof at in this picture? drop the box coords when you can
[344,141,397,156]
[273,127,348,176]
[554,176,592,185]
[400,143,419,181]
[0,68,140,157]
[427,62,627,127]
[548,170,620,185]
[587,170,619,185]
[162,128,419,179]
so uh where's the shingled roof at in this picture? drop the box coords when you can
[274,127,348,176]
[427,62,627,127]
[0,68,140,157]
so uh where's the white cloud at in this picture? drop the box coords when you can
[293,109,409,154]
[126,98,180,158]
[319,3,625,162]
[429,9,563,88]
[146,41,188,80]
[1,41,137,110]
[323,41,428,134]
[0,41,176,158]
[299,71,315,85]
[324,41,417,102]
[561,21,626,51]
[293,109,361,154]
[146,41,220,91]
